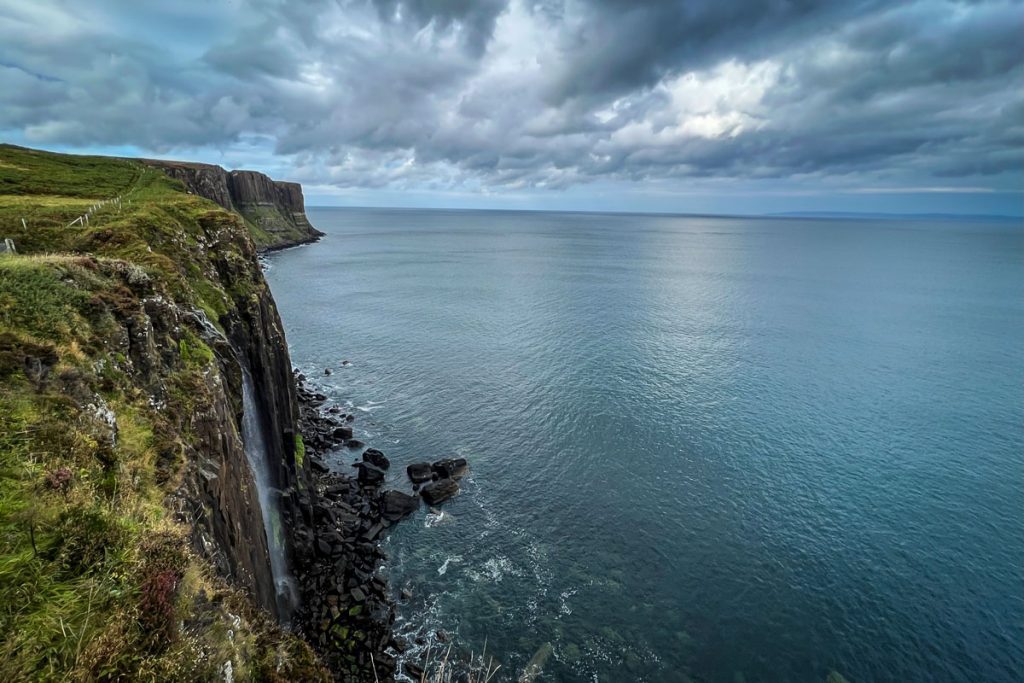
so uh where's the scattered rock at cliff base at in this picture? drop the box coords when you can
[345,439,365,449]
[406,462,433,484]
[420,478,460,505]
[404,661,425,680]
[362,448,390,470]
[381,490,419,521]
[332,425,353,440]
[432,457,468,480]
[354,461,385,486]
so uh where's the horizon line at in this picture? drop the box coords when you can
[305,204,1024,222]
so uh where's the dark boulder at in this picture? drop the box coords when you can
[420,478,459,505]
[362,522,385,541]
[354,462,385,486]
[362,448,390,470]
[407,462,433,484]
[346,439,365,449]
[381,490,419,521]
[333,425,353,440]
[431,457,468,480]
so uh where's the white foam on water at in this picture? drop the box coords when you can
[424,509,457,528]
[466,555,519,583]
[437,555,462,575]
[558,587,577,616]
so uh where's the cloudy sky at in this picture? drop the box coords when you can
[1,0,1021,215]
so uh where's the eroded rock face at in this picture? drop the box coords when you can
[72,228,310,623]
[144,160,234,210]
[143,160,324,250]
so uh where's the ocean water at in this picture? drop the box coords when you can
[265,208,1024,683]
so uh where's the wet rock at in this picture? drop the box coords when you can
[346,439,365,449]
[333,425,353,440]
[362,448,390,470]
[354,462,385,486]
[432,457,468,480]
[381,490,419,521]
[420,478,459,505]
[404,662,424,679]
[324,368,332,375]
[407,462,433,484]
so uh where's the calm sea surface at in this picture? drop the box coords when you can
[265,208,1024,683]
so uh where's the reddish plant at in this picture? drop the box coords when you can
[139,568,181,642]
[44,466,73,493]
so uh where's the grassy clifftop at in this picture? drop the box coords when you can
[0,145,326,681]
[0,145,260,321]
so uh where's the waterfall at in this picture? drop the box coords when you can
[239,364,299,622]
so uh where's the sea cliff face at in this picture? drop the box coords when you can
[0,144,328,679]
[143,159,324,251]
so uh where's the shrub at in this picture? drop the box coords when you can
[138,568,182,645]
[44,466,72,493]
[47,505,128,576]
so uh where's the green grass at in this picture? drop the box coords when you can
[0,145,327,681]
[294,434,306,469]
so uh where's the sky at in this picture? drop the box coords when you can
[0,0,1021,215]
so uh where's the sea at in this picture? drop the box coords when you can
[264,208,1024,683]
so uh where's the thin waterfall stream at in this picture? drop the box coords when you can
[239,364,299,622]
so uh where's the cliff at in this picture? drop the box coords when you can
[0,144,327,679]
[143,159,324,251]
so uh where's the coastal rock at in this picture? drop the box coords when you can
[333,425,353,440]
[362,448,390,470]
[354,462,385,486]
[406,462,433,484]
[346,439,365,449]
[420,478,459,505]
[432,457,468,480]
[381,490,419,521]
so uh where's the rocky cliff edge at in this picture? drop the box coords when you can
[143,159,324,251]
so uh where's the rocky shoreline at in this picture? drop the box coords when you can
[286,371,468,681]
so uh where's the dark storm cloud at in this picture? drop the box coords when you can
[0,0,1020,193]
[544,0,887,103]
